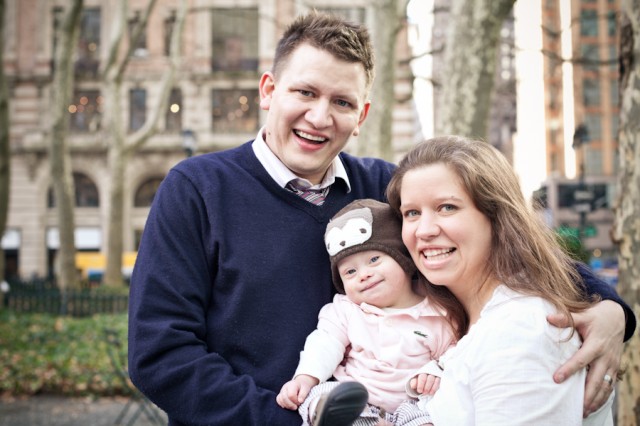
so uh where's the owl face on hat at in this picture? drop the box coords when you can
[325,207,373,257]
[325,199,416,293]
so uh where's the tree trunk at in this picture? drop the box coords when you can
[104,151,127,286]
[357,0,408,161]
[102,0,186,286]
[103,77,126,286]
[0,0,10,282]
[49,0,83,291]
[612,1,640,424]
[438,0,515,139]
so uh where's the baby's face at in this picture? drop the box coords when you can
[337,250,415,309]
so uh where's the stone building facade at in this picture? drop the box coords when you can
[2,0,417,280]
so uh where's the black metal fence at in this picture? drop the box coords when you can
[3,279,129,316]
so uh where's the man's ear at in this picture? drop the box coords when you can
[352,101,371,137]
[259,72,275,110]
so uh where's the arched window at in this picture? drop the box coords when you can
[134,177,164,207]
[48,172,100,208]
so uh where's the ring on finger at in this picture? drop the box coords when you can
[603,374,613,386]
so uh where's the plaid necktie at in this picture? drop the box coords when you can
[286,181,330,206]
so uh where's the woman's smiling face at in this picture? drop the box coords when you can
[399,163,494,299]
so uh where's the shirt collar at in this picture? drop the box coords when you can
[252,127,351,192]
[359,297,449,318]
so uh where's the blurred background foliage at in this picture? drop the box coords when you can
[0,311,128,396]
[556,232,591,265]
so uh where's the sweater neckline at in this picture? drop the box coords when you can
[243,142,347,221]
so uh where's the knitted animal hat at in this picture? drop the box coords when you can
[324,198,416,293]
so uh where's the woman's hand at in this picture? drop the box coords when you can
[547,300,625,417]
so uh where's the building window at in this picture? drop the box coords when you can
[550,152,559,173]
[585,114,602,140]
[165,88,182,132]
[609,45,618,70]
[211,89,260,133]
[164,10,176,56]
[584,146,603,175]
[52,7,63,69]
[547,55,561,77]
[607,11,617,37]
[610,79,619,107]
[582,79,600,106]
[48,172,100,208]
[611,114,619,140]
[211,8,259,72]
[2,227,21,281]
[69,90,102,132]
[75,8,101,78]
[580,43,600,72]
[548,84,559,109]
[130,88,146,131]
[128,10,147,56]
[134,177,164,207]
[580,9,598,37]
[549,128,558,146]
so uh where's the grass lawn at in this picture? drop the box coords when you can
[0,310,129,397]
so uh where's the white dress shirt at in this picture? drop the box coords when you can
[251,127,351,191]
[425,285,613,426]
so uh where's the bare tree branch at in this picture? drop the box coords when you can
[125,0,187,154]
[114,0,158,83]
[540,48,619,66]
[398,45,445,66]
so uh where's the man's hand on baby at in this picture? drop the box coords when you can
[410,373,440,396]
[276,374,320,410]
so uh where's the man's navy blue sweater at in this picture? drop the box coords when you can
[128,142,396,425]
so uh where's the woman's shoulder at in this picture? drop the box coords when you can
[474,285,580,351]
[484,285,555,320]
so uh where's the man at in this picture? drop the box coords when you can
[129,12,635,426]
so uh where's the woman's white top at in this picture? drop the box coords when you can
[425,285,613,426]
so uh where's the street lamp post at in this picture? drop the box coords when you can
[181,129,197,158]
[572,124,593,243]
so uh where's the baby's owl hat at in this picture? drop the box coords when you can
[324,198,416,293]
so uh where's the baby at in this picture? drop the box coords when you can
[277,199,455,426]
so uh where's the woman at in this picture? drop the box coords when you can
[386,135,614,425]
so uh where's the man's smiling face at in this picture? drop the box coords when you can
[259,43,370,184]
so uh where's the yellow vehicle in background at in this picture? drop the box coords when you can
[75,251,137,284]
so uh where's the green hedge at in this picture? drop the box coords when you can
[0,310,130,396]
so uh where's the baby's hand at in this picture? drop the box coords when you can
[409,373,440,396]
[276,374,319,410]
